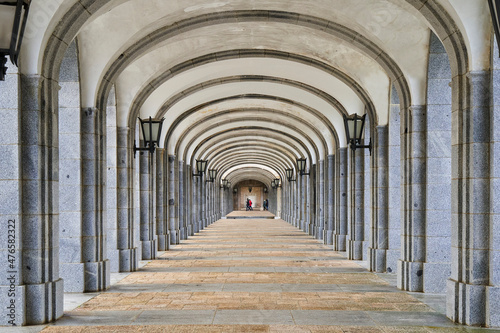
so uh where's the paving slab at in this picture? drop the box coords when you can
[291,310,374,326]
[133,310,216,325]
[213,310,294,325]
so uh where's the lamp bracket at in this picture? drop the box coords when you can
[0,56,7,81]
[133,140,156,158]
[350,138,372,156]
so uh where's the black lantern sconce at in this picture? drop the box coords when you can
[193,159,208,177]
[263,187,268,193]
[271,178,281,189]
[205,169,217,183]
[134,116,165,157]
[233,187,238,194]
[286,168,296,182]
[296,158,309,176]
[343,113,372,154]
[221,179,232,190]
[0,0,31,81]
[248,187,252,193]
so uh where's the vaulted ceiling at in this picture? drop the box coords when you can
[20,0,491,186]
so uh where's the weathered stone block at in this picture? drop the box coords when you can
[59,237,82,263]
[60,263,84,292]
[0,285,26,326]
[59,82,80,108]
[84,260,110,292]
[487,286,500,327]
[465,283,487,326]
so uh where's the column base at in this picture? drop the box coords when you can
[315,227,324,240]
[187,224,194,236]
[84,260,110,292]
[193,221,199,233]
[0,278,65,325]
[397,260,423,292]
[324,230,333,245]
[347,240,363,260]
[157,234,168,251]
[119,247,138,272]
[368,248,386,273]
[180,227,187,240]
[169,230,180,245]
[141,239,157,260]
[333,234,346,251]
[447,279,487,326]
[487,286,500,327]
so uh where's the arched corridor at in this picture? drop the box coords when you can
[1,0,500,330]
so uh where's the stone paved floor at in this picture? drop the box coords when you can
[37,216,500,332]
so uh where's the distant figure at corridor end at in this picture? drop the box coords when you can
[246,198,253,211]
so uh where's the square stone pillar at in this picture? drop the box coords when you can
[324,155,335,245]
[447,71,491,326]
[334,149,347,251]
[369,126,389,273]
[299,171,307,232]
[398,105,426,292]
[0,68,64,325]
[116,128,138,272]
[316,160,325,239]
[156,149,169,251]
[139,151,157,259]
[179,160,187,240]
[348,146,365,260]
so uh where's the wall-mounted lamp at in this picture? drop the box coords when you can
[296,158,310,176]
[206,169,217,183]
[263,187,268,193]
[0,0,31,81]
[233,187,237,194]
[271,178,281,189]
[134,117,165,157]
[221,179,232,190]
[286,168,296,182]
[192,159,208,177]
[343,113,372,154]
[248,187,252,193]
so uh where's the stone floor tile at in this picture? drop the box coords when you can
[291,310,374,326]
[213,310,295,325]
